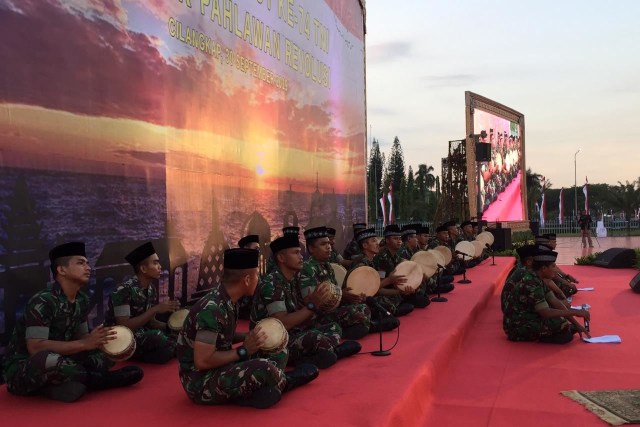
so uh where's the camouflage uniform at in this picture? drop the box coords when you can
[397,244,417,261]
[553,277,577,297]
[177,285,287,405]
[374,248,429,297]
[250,269,341,363]
[500,264,528,313]
[3,283,114,395]
[427,239,440,250]
[502,271,571,341]
[298,257,371,331]
[348,255,402,314]
[265,255,277,275]
[342,239,361,261]
[105,276,175,359]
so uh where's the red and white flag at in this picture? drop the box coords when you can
[387,183,394,223]
[583,176,589,212]
[558,188,564,224]
[379,195,387,227]
[539,176,546,227]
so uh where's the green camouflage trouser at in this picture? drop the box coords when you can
[133,328,176,359]
[179,351,287,405]
[317,304,371,331]
[287,322,342,363]
[374,295,403,315]
[506,317,570,342]
[555,279,577,297]
[4,350,114,395]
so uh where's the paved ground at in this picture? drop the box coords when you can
[555,236,640,265]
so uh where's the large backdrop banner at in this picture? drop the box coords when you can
[0,0,366,346]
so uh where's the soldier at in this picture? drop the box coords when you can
[430,224,463,276]
[397,224,419,260]
[105,242,178,364]
[445,220,462,248]
[298,226,374,339]
[266,227,302,275]
[3,242,143,402]
[373,224,430,308]
[251,236,360,369]
[348,227,414,317]
[427,224,448,249]
[502,248,590,344]
[501,245,536,313]
[327,227,349,268]
[237,234,260,319]
[416,224,430,251]
[536,235,578,296]
[460,221,475,241]
[177,248,318,409]
[342,222,367,262]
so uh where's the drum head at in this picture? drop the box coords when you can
[433,246,452,265]
[472,240,486,258]
[168,308,190,331]
[256,318,289,352]
[346,266,380,296]
[410,251,437,279]
[103,325,133,355]
[330,263,348,287]
[476,231,495,246]
[455,241,476,259]
[427,249,445,267]
[392,261,423,291]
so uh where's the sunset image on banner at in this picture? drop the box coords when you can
[0,0,366,336]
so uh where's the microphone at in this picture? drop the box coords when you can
[365,296,392,317]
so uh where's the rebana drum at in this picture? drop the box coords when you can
[316,281,342,312]
[102,325,136,362]
[255,317,289,354]
[168,308,190,332]
[345,266,380,296]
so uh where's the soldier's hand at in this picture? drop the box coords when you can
[568,275,579,284]
[244,326,267,355]
[574,323,591,339]
[155,300,180,314]
[388,273,407,287]
[574,309,590,321]
[86,325,116,350]
[342,288,365,304]
[309,285,330,306]
[398,286,415,296]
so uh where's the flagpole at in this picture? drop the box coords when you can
[574,148,581,231]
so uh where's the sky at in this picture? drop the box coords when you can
[365,0,640,189]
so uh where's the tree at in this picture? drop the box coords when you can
[366,139,385,221]
[384,136,406,221]
[603,180,640,235]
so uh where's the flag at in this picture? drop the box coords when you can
[387,183,394,223]
[583,176,589,212]
[558,188,564,224]
[379,195,387,227]
[539,192,546,228]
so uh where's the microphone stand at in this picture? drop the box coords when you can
[486,244,496,266]
[457,253,472,284]
[367,298,392,357]
[431,265,448,302]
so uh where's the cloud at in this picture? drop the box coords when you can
[423,73,479,88]
[367,41,413,63]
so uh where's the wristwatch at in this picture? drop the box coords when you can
[306,302,317,313]
[236,346,248,361]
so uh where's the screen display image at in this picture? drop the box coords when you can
[474,109,524,221]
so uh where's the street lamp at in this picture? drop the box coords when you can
[574,148,581,229]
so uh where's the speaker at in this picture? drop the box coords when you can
[630,272,640,293]
[487,227,512,251]
[475,143,491,162]
[594,248,637,269]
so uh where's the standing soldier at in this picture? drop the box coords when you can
[105,242,178,364]
[3,242,143,402]
[298,227,374,339]
[251,236,360,369]
[177,248,318,409]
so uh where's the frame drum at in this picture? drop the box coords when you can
[455,241,476,259]
[476,231,495,246]
[472,240,486,258]
[330,263,348,288]
[392,261,423,291]
[410,251,438,279]
[345,266,380,296]
[433,246,452,265]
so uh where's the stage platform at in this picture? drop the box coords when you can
[1,256,639,427]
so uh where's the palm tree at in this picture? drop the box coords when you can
[604,180,640,235]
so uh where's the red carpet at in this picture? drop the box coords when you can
[3,260,638,427]
[483,171,523,222]
[421,265,640,427]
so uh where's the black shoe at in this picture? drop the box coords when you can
[87,366,144,390]
[441,275,454,284]
[284,363,319,393]
[334,340,361,360]
[404,294,431,308]
[300,350,337,369]
[395,303,414,317]
[369,317,399,333]
[42,381,86,403]
[233,386,281,409]
[434,283,455,294]
[138,347,175,364]
[341,324,369,340]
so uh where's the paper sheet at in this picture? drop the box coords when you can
[582,335,621,343]
[577,287,595,291]
[571,304,591,310]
